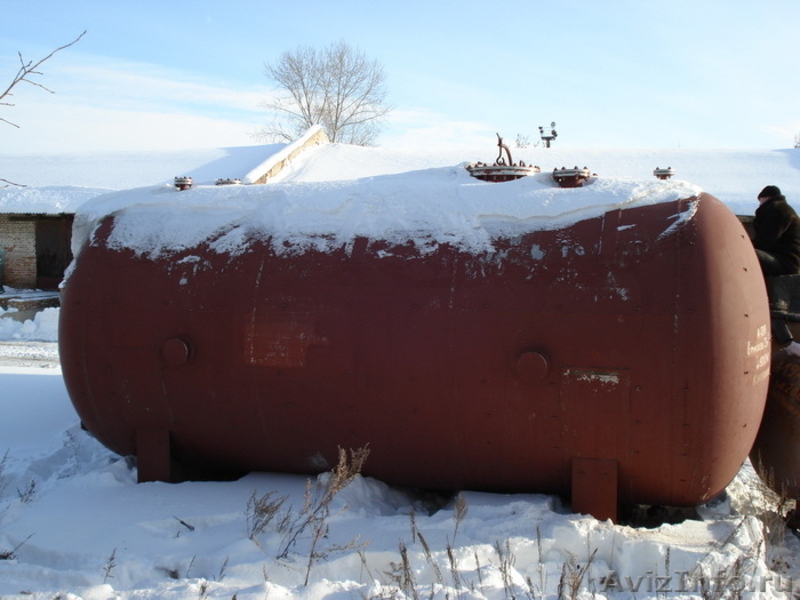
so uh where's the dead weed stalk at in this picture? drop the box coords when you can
[557,548,597,600]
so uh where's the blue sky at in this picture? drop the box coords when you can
[2,0,799,152]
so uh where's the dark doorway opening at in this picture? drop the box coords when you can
[36,215,73,290]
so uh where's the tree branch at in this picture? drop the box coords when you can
[0,30,86,128]
[0,178,26,188]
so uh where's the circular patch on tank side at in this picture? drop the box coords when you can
[515,351,549,382]
[163,337,191,366]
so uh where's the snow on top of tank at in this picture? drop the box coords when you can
[72,162,703,261]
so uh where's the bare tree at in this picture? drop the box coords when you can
[1,30,85,187]
[257,40,391,146]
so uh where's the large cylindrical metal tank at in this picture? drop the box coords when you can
[59,191,769,515]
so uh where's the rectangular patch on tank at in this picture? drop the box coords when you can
[245,317,326,368]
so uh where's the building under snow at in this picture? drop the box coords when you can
[0,127,328,290]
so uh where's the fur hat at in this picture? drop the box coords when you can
[758,185,782,199]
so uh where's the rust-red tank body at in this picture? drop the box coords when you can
[59,192,769,510]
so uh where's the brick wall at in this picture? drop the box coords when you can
[0,215,37,287]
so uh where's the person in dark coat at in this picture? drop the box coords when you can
[753,185,800,275]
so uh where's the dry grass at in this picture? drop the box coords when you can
[556,548,597,600]
[243,446,371,586]
[246,490,288,543]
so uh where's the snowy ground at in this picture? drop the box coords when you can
[0,294,60,368]
[1,305,800,599]
[0,340,59,368]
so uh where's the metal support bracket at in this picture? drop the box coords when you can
[571,457,618,522]
[136,428,171,483]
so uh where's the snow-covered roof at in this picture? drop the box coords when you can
[0,144,287,190]
[0,141,287,215]
[0,185,112,215]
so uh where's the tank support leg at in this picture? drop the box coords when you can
[571,457,618,522]
[136,428,171,483]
